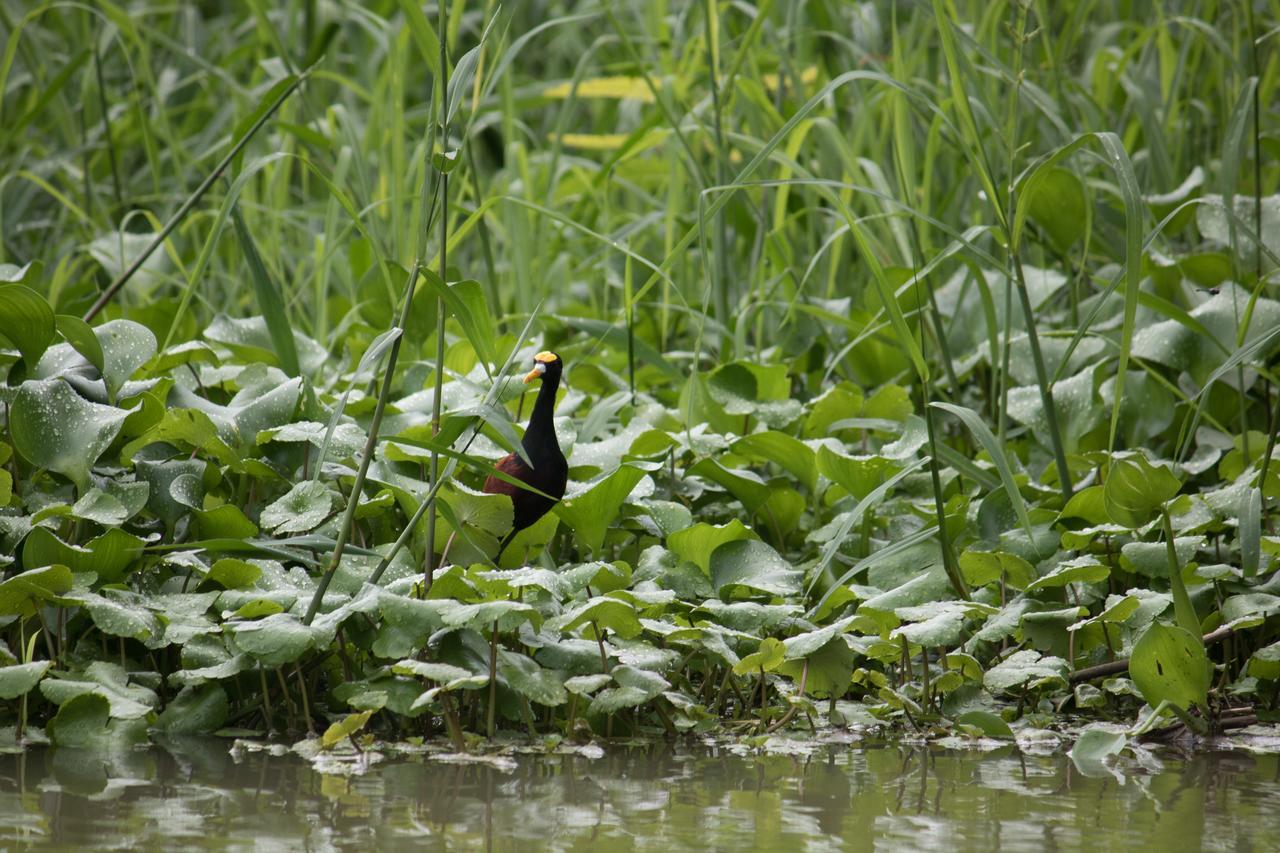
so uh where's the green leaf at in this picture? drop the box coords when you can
[667,520,752,574]
[230,204,300,376]
[931,402,1034,538]
[556,596,643,640]
[1025,167,1087,252]
[588,666,669,715]
[1069,727,1128,768]
[1104,454,1181,528]
[207,558,262,590]
[47,692,146,749]
[710,539,802,597]
[498,650,569,707]
[228,614,316,667]
[94,319,157,402]
[983,650,1068,695]
[554,465,646,555]
[156,684,229,734]
[55,314,104,374]
[10,379,131,491]
[0,283,55,367]
[0,564,74,618]
[23,527,144,583]
[956,710,1014,739]
[260,481,335,534]
[0,660,50,699]
[732,637,786,675]
[1129,622,1210,712]
[321,710,374,748]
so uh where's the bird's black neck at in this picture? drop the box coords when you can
[521,373,561,462]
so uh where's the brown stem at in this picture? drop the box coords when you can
[1069,626,1236,683]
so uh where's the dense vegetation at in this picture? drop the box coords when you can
[0,1,1278,761]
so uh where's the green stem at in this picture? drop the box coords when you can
[1161,507,1201,643]
[303,262,418,625]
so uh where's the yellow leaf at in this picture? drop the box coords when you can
[543,76,656,102]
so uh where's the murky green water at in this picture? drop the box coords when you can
[1,738,1277,851]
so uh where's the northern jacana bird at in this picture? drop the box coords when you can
[484,351,569,555]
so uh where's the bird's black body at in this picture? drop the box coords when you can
[483,352,568,553]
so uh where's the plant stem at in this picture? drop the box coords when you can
[304,262,418,625]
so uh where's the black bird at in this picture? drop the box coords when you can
[483,351,569,555]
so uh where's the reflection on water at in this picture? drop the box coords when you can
[0,737,1277,851]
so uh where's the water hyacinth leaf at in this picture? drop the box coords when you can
[207,558,262,589]
[557,597,643,639]
[1103,454,1181,528]
[23,526,145,583]
[204,314,328,375]
[1069,727,1128,770]
[983,650,1068,695]
[1025,167,1087,252]
[732,432,818,492]
[40,662,158,719]
[228,613,315,667]
[260,481,334,534]
[732,637,786,675]
[588,666,669,715]
[0,283,55,366]
[498,650,569,706]
[94,319,157,402]
[78,591,162,641]
[0,564,74,618]
[711,539,802,598]
[47,692,143,749]
[554,465,646,555]
[55,314,105,375]
[156,684,229,734]
[777,637,856,698]
[10,378,131,491]
[0,660,51,699]
[320,710,374,749]
[1129,622,1210,711]
[70,487,130,526]
[667,520,753,574]
[956,710,1014,739]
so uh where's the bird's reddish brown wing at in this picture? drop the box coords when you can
[483,452,531,498]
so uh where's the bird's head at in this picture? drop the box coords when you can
[524,350,562,384]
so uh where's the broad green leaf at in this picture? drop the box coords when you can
[10,379,130,490]
[1103,454,1181,528]
[554,465,646,555]
[588,665,669,715]
[983,650,1068,695]
[0,283,55,366]
[0,564,73,618]
[260,481,334,534]
[931,402,1034,538]
[94,319,156,402]
[228,614,316,667]
[1129,622,1210,711]
[1069,727,1128,769]
[710,539,802,597]
[0,660,50,699]
[47,692,146,749]
[732,637,786,675]
[320,710,374,748]
[667,520,753,574]
[556,596,643,640]
[498,650,569,706]
[956,710,1014,739]
[23,527,144,583]
[1025,167,1087,252]
[156,684,229,734]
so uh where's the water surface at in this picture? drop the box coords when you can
[1,738,1277,850]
